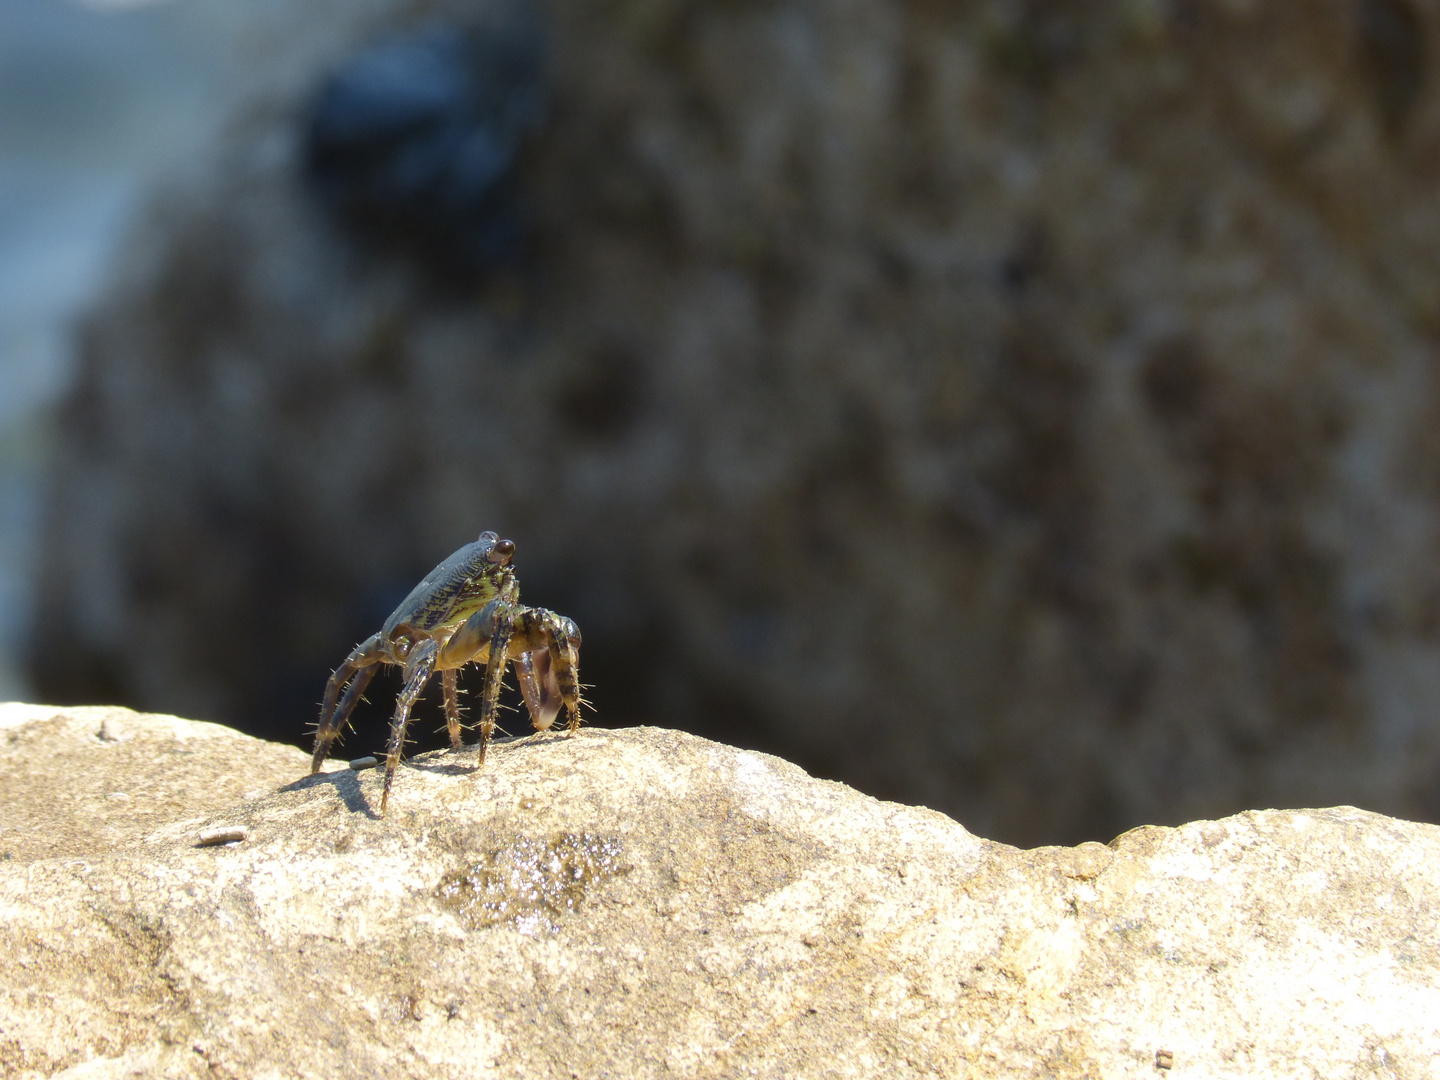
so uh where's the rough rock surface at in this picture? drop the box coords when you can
[31,0,1440,847]
[3,704,1439,1079]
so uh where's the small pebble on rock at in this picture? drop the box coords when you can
[197,826,248,847]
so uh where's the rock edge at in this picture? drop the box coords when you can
[2,704,1438,1079]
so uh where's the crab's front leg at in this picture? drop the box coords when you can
[441,602,579,736]
[380,637,439,815]
[510,608,583,733]
[312,632,387,773]
[546,612,583,733]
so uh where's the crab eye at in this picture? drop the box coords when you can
[488,538,515,564]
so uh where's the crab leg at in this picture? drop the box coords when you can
[381,638,439,815]
[510,608,582,733]
[437,598,511,750]
[433,594,581,751]
[543,614,583,734]
[441,669,464,750]
[476,605,515,766]
[312,632,386,773]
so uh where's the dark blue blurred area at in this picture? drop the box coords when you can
[305,19,546,279]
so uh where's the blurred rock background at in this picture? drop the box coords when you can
[0,0,251,699]
[17,0,1440,846]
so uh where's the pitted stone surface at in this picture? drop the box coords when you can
[2,706,1439,1078]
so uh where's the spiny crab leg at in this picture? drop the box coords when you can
[545,616,583,734]
[475,604,516,766]
[312,632,385,773]
[381,638,439,815]
[515,608,582,733]
[441,669,464,750]
[509,609,582,732]
[442,602,582,737]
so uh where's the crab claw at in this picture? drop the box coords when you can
[516,650,563,731]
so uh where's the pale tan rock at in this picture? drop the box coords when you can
[2,706,1437,1078]
[0,703,310,861]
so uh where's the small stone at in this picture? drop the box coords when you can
[1156,1049,1174,1070]
[349,756,378,771]
[197,826,248,847]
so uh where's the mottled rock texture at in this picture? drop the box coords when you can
[3,705,1439,1079]
[30,0,1440,844]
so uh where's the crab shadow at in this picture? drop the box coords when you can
[279,734,561,817]
[281,769,382,818]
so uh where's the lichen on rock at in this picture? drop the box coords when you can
[434,831,628,932]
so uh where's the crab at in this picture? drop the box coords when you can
[310,531,582,813]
